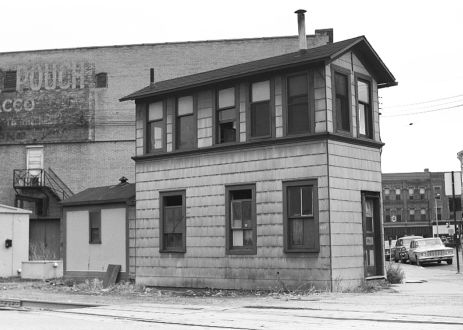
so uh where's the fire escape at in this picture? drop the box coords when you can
[13,168,74,213]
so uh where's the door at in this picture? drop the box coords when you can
[26,146,44,185]
[29,219,60,260]
[362,192,383,277]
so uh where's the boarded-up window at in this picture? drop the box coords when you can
[4,70,17,91]
[226,185,256,254]
[96,72,108,88]
[160,191,186,252]
[89,210,101,244]
[284,179,319,252]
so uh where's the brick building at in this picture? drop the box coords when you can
[122,15,397,290]
[0,32,333,260]
[382,169,462,239]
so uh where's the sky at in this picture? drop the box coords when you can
[2,0,463,173]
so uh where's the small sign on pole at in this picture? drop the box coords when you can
[445,172,462,196]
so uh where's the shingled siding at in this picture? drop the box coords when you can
[134,140,331,290]
[328,140,382,289]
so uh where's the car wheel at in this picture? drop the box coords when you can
[447,259,453,265]
[437,260,441,264]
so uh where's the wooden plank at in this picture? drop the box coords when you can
[102,264,121,288]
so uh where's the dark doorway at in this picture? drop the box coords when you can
[29,218,60,260]
[361,192,383,277]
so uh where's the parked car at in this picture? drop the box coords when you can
[408,237,454,266]
[384,240,396,261]
[393,236,423,263]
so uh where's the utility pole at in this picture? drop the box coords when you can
[452,171,460,273]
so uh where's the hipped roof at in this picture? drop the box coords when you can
[120,36,396,102]
[61,183,135,207]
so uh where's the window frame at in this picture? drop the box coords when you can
[146,100,166,154]
[225,184,257,255]
[283,71,314,136]
[247,79,274,140]
[355,73,373,139]
[283,179,319,253]
[331,65,352,135]
[4,70,17,91]
[175,94,197,150]
[95,72,108,88]
[89,210,101,244]
[214,85,239,145]
[159,190,186,253]
[395,188,401,201]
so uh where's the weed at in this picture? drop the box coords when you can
[386,263,404,284]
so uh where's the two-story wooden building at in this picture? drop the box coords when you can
[121,24,397,289]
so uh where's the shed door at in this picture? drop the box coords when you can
[29,219,60,260]
[362,192,383,277]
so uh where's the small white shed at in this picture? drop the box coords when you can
[0,204,31,277]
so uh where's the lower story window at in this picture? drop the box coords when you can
[226,184,256,254]
[283,179,319,252]
[89,210,101,244]
[160,191,186,252]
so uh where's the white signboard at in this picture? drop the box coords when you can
[444,172,462,196]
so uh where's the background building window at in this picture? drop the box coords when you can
[437,207,442,220]
[420,208,426,221]
[160,191,186,252]
[96,72,108,88]
[384,188,390,200]
[357,79,372,138]
[334,72,350,132]
[89,210,101,244]
[395,188,401,200]
[147,102,164,152]
[217,87,237,143]
[419,187,425,200]
[176,95,195,150]
[4,70,17,91]
[409,208,415,221]
[287,74,309,134]
[408,188,414,200]
[283,179,319,252]
[226,185,256,254]
[385,209,391,222]
[250,80,271,138]
[434,186,441,199]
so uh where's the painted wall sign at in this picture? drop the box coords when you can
[0,61,95,144]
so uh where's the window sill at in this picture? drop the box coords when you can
[226,249,257,255]
[284,248,319,253]
[159,249,186,254]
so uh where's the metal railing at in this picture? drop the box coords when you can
[13,168,74,200]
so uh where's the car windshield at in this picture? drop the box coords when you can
[417,238,443,247]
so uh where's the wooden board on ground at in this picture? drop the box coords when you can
[103,264,121,288]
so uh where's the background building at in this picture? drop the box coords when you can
[0,32,332,259]
[382,169,462,240]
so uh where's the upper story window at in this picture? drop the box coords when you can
[216,87,237,144]
[250,80,271,138]
[384,188,390,200]
[357,79,372,138]
[419,187,425,200]
[147,101,164,152]
[4,70,17,91]
[334,71,350,133]
[408,187,414,200]
[287,74,310,135]
[434,186,441,199]
[96,72,108,88]
[176,95,196,150]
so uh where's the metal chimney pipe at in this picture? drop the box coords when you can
[295,9,307,50]
[150,68,154,83]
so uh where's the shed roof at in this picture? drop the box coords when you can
[120,36,396,101]
[61,183,135,207]
[0,204,32,214]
